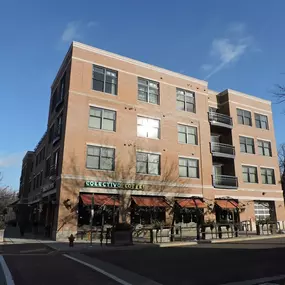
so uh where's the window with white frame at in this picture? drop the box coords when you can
[178,124,197,145]
[179,158,199,178]
[136,152,160,175]
[86,145,115,170]
[261,168,275,184]
[258,140,272,156]
[138,78,159,104]
[242,166,258,183]
[239,136,255,154]
[92,65,118,95]
[137,116,160,139]
[176,89,195,113]
[254,202,271,221]
[89,107,116,131]
[255,113,269,130]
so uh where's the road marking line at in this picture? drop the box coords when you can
[221,274,285,285]
[0,255,15,285]
[63,254,132,285]
[20,248,47,254]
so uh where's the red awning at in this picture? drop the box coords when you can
[176,198,206,208]
[80,194,120,206]
[132,196,168,207]
[215,199,238,209]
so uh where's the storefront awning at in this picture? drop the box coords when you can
[176,198,206,208]
[80,194,120,206]
[132,196,168,207]
[215,199,238,209]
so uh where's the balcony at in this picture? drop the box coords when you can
[208,112,233,129]
[212,175,238,189]
[211,142,235,158]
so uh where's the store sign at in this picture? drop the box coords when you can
[41,182,56,192]
[84,181,144,190]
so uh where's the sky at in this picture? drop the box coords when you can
[0,0,285,190]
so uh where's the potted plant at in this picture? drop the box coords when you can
[0,219,5,243]
[111,223,133,246]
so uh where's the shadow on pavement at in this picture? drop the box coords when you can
[85,243,285,285]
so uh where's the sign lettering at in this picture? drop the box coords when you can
[84,181,144,190]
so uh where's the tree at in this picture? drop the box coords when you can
[273,84,285,105]
[0,172,17,218]
[278,144,285,193]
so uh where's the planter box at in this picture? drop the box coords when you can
[0,229,4,243]
[111,230,133,246]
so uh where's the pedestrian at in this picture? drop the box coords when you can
[19,223,25,237]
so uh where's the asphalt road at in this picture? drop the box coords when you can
[1,243,119,285]
[85,238,285,285]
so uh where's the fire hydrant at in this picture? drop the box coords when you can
[68,234,75,247]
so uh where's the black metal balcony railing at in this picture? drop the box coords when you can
[211,142,235,157]
[212,175,238,189]
[208,112,233,127]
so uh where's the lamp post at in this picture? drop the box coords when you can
[90,193,94,246]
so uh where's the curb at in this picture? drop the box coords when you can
[212,234,285,243]
[157,234,285,248]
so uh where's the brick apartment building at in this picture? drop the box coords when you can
[18,41,285,240]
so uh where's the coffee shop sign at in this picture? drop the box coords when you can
[84,181,144,190]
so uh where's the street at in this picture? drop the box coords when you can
[85,238,285,285]
[2,237,285,284]
[0,242,120,285]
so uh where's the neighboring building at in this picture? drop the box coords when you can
[18,42,285,240]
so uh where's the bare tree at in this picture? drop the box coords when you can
[278,144,285,192]
[0,172,17,218]
[273,84,285,105]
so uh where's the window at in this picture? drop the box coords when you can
[179,158,199,178]
[176,89,195,113]
[86,145,115,170]
[258,140,272,156]
[48,124,54,144]
[261,168,275,184]
[137,116,160,139]
[237,109,252,126]
[254,202,271,221]
[136,152,160,175]
[33,176,36,190]
[92,65,118,95]
[36,174,40,188]
[59,73,66,103]
[45,157,51,178]
[178,124,197,145]
[39,171,43,187]
[255,113,269,129]
[89,107,116,131]
[239,136,255,154]
[138,78,159,104]
[51,89,58,113]
[54,115,62,142]
[53,149,60,175]
[42,147,45,161]
[242,166,258,183]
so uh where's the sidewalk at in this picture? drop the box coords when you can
[42,233,285,252]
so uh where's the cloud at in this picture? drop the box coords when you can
[201,22,256,79]
[87,21,98,28]
[0,152,24,168]
[61,21,81,43]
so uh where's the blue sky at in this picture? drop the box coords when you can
[0,0,285,190]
